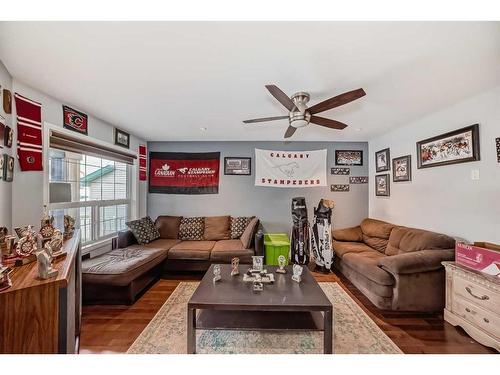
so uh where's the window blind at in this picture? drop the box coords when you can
[49,130,136,165]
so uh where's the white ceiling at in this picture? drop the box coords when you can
[1,22,499,142]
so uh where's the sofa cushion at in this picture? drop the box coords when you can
[168,240,215,260]
[144,238,180,251]
[360,218,396,253]
[341,252,394,286]
[240,217,259,249]
[155,215,182,239]
[362,234,389,253]
[332,226,363,242]
[178,217,205,241]
[230,216,254,239]
[126,216,160,245]
[333,240,375,258]
[82,245,167,286]
[210,240,254,263]
[204,215,231,240]
[386,226,456,256]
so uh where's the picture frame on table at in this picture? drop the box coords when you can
[375,148,390,172]
[224,157,251,175]
[416,124,480,169]
[335,150,363,166]
[392,155,412,182]
[114,128,130,149]
[375,174,390,196]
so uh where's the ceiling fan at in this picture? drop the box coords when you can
[243,85,366,138]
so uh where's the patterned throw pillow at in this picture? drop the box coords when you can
[126,216,160,245]
[178,217,205,241]
[230,216,255,239]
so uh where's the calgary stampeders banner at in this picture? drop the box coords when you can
[255,148,327,188]
[149,151,220,194]
[15,93,43,171]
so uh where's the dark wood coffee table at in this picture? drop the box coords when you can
[187,264,333,354]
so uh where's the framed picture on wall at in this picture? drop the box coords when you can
[330,184,350,192]
[114,128,130,148]
[375,148,390,172]
[335,150,363,166]
[416,124,480,169]
[392,155,412,182]
[63,105,88,135]
[224,157,251,175]
[496,137,500,163]
[375,174,390,196]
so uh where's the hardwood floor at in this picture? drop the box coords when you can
[80,268,496,354]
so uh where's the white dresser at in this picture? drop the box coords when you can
[442,261,500,352]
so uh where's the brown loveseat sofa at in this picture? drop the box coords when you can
[333,218,455,312]
[82,215,263,304]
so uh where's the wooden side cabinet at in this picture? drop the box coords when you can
[0,230,82,354]
[442,261,500,352]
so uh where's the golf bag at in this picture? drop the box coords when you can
[311,199,334,270]
[290,197,310,265]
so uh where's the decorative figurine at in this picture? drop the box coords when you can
[45,229,65,259]
[213,264,222,283]
[35,247,58,280]
[276,255,287,274]
[292,264,303,283]
[251,255,264,272]
[63,215,75,239]
[39,206,55,245]
[252,273,264,292]
[0,263,12,291]
[230,257,240,276]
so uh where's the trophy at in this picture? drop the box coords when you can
[253,273,264,292]
[46,229,65,259]
[276,255,287,274]
[35,247,58,280]
[251,255,265,273]
[213,264,222,282]
[0,263,12,291]
[15,226,39,257]
[39,206,55,245]
[231,257,240,276]
[292,264,303,283]
[63,215,75,239]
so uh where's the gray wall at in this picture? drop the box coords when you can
[0,61,13,229]
[148,141,369,233]
[369,85,500,243]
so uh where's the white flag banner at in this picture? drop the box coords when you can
[255,148,327,188]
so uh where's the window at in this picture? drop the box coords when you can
[48,149,131,247]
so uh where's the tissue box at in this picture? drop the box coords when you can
[455,242,500,277]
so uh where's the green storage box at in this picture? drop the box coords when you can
[264,233,290,265]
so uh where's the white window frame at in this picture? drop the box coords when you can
[43,122,140,252]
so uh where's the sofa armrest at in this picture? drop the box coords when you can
[378,249,455,275]
[332,226,363,242]
[254,229,264,256]
[117,230,138,248]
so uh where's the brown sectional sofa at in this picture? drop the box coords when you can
[82,215,263,304]
[333,218,455,312]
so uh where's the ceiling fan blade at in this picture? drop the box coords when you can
[243,115,289,124]
[265,85,295,111]
[284,126,297,138]
[308,88,366,115]
[310,116,348,130]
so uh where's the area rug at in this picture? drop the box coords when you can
[127,282,402,354]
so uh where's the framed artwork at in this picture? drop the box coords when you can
[349,176,368,184]
[375,148,390,172]
[375,174,390,196]
[224,157,251,175]
[0,121,4,149]
[393,155,412,182]
[416,124,480,169]
[114,128,130,148]
[335,150,363,166]
[330,184,350,192]
[4,126,13,148]
[496,137,500,163]
[63,105,88,135]
[331,167,350,175]
[2,154,14,182]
